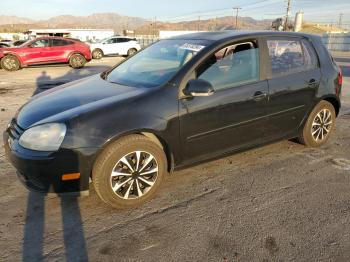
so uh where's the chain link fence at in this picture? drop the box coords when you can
[322,33,350,51]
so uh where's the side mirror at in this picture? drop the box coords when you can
[184,79,214,97]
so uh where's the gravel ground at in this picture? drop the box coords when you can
[0,54,349,262]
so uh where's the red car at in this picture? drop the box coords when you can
[0,37,92,71]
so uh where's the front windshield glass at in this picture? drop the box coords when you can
[105,39,210,88]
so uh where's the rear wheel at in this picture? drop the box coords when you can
[298,100,336,147]
[92,49,103,59]
[69,53,86,68]
[1,55,20,71]
[92,135,167,209]
[127,48,137,57]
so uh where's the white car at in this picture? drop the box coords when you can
[90,36,141,59]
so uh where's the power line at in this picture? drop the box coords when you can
[159,0,280,22]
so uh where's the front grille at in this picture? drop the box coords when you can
[8,119,24,140]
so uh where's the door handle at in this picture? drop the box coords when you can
[253,91,267,101]
[307,79,319,88]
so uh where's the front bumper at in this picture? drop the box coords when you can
[3,125,94,194]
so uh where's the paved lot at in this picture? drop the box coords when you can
[0,54,349,262]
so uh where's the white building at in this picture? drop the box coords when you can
[27,28,115,42]
[0,32,27,41]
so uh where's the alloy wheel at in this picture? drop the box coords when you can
[3,57,17,70]
[96,51,102,59]
[110,151,158,200]
[71,55,84,68]
[311,108,333,142]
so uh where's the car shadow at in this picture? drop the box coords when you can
[33,65,112,96]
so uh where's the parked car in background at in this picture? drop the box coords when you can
[0,36,91,71]
[4,31,342,208]
[90,36,141,59]
[0,42,11,48]
[13,40,29,46]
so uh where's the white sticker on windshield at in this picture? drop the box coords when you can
[179,43,205,52]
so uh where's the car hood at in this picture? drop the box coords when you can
[16,74,147,129]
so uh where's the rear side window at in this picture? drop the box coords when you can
[52,39,73,46]
[197,41,260,91]
[117,38,130,43]
[267,38,318,77]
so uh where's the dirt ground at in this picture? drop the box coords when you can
[0,54,350,262]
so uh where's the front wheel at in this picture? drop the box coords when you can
[127,48,137,57]
[1,55,20,71]
[298,100,336,147]
[92,49,103,59]
[69,53,87,69]
[92,135,167,209]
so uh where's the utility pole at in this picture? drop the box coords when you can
[338,13,344,28]
[232,7,242,30]
[154,16,157,36]
[284,0,291,31]
[197,15,201,31]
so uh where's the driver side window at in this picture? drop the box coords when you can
[30,39,50,48]
[105,38,117,44]
[197,41,260,91]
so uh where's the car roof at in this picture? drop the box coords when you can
[32,36,77,41]
[167,30,316,41]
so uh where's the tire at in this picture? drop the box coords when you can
[1,55,20,71]
[92,135,167,209]
[127,48,137,57]
[92,49,103,59]
[69,53,87,69]
[298,100,336,147]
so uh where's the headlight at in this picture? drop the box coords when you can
[19,123,66,151]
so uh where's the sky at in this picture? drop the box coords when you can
[1,0,350,24]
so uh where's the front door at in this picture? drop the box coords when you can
[103,37,118,55]
[22,39,50,64]
[179,40,269,163]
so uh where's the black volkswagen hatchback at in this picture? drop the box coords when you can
[4,31,342,208]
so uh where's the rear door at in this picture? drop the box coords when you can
[264,36,321,139]
[50,39,74,62]
[179,39,270,163]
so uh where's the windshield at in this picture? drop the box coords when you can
[18,40,31,48]
[105,39,210,88]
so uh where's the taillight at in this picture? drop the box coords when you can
[338,65,343,86]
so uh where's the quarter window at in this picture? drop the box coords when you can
[197,42,260,91]
[267,38,318,77]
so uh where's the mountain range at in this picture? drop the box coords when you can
[0,13,273,34]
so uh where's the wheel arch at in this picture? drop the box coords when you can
[298,95,340,131]
[0,53,23,67]
[67,51,86,61]
[92,48,104,55]
[91,129,174,178]
[321,95,340,116]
